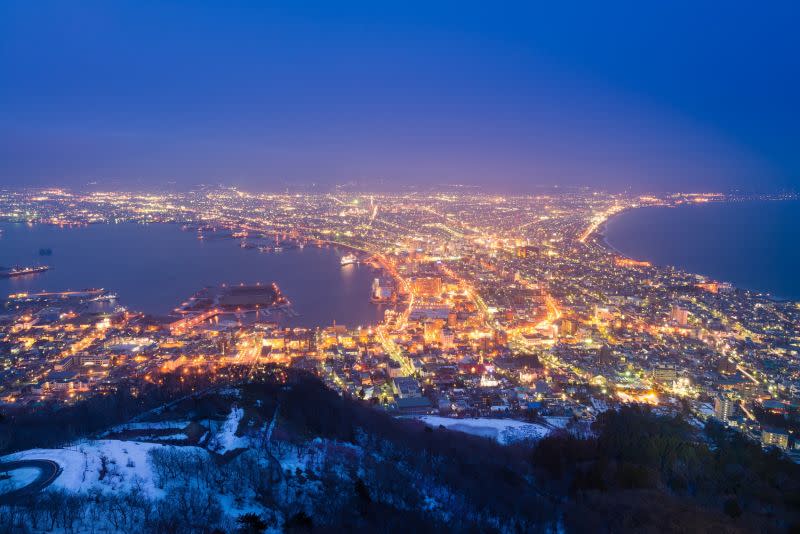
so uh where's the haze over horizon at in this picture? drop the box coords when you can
[1,1,798,193]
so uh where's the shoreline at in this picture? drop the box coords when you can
[0,221,390,326]
[596,201,798,302]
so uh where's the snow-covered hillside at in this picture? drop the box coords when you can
[3,440,208,497]
[0,378,562,533]
[207,405,248,453]
[0,467,40,493]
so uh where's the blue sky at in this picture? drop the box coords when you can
[1,1,797,192]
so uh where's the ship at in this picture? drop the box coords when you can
[340,253,358,266]
[89,291,118,302]
[0,265,50,278]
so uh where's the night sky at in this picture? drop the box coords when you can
[1,1,798,192]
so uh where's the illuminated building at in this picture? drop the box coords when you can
[412,277,442,297]
[392,377,423,398]
[670,305,689,326]
[714,396,735,421]
[440,327,455,348]
[652,364,677,384]
[761,427,789,450]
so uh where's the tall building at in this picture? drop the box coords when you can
[714,395,735,421]
[440,327,455,348]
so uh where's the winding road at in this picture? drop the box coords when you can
[0,460,61,503]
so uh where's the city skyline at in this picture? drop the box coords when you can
[2,3,800,532]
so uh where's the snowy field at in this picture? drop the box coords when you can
[0,467,41,493]
[207,406,248,453]
[0,405,249,499]
[2,440,209,497]
[418,416,551,444]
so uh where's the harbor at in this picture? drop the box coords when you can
[0,266,50,278]
[0,222,385,327]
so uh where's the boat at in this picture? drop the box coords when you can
[0,265,50,278]
[89,291,118,302]
[340,254,358,266]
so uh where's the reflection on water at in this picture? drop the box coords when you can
[0,222,383,327]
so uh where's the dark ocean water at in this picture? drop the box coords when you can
[604,200,800,300]
[0,222,383,326]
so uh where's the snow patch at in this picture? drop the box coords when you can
[208,406,247,454]
[0,467,40,493]
[2,440,208,498]
[418,416,551,444]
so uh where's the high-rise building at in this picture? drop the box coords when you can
[714,395,735,421]
[440,328,455,348]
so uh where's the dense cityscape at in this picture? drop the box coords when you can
[2,187,798,460]
[3,1,799,530]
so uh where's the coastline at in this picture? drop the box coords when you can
[596,200,799,302]
[0,222,389,325]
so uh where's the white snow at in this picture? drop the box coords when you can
[418,416,551,444]
[591,398,609,413]
[0,467,41,493]
[1,440,208,497]
[698,402,715,418]
[207,406,247,453]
